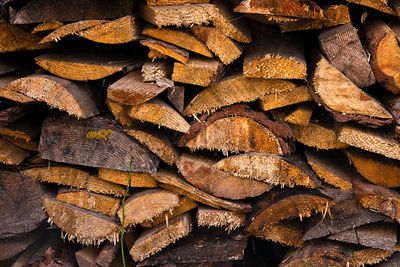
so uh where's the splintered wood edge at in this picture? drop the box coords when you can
[0,137,29,165]
[350,248,397,267]
[250,221,304,248]
[196,206,246,232]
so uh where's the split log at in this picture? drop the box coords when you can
[98,168,157,188]
[77,15,140,44]
[39,114,159,172]
[129,213,192,262]
[0,170,48,238]
[141,60,172,83]
[142,25,213,58]
[1,135,38,152]
[32,21,64,33]
[318,186,355,204]
[7,73,101,118]
[137,228,247,266]
[243,27,306,79]
[172,57,225,87]
[191,26,243,65]
[141,197,197,228]
[0,75,35,103]
[148,49,168,60]
[10,0,133,24]
[381,93,400,139]
[0,137,29,165]
[116,189,179,226]
[176,153,272,200]
[344,0,396,15]
[248,189,334,231]
[124,127,178,165]
[146,0,209,5]
[138,3,215,27]
[291,120,348,149]
[35,52,141,81]
[309,52,393,127]
[43,194,120,246]
[327,222,397,251]
[305,150,353,191]
[270,102,313,126]
[167,86,184,114]
[75,246,99,267]
[213,152,319,188]
[0,229,41,262]
[0,120,40,142]
[258,85,311,111]
[335,123,400,160]
[196,206,245,231]
[303,199,387,241]
[107,71,167,106]
[184,75,299,117]
[56,188,120,217]
[153,169,252,212]
[364,14,400,94]
[140,38,189,64]
[96,243,119,267]
[178,104,294,156]
[318,23,375,88]
[346,148,400,188]
[106,100,137,127]
[0,103,41,127]
[350,247,399,267]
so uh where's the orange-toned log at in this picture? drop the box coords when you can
[98,168,157,188]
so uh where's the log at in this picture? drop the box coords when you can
[178,104,294,156]
[106,100,137,127]
[141,38,189,64]
[32,21,64,33]
[350,247,399,267]
[146,0,209,5]
[344,0,396,15]
[335,123,400,160]
[0,137,29,165]
[136,228,247,266]
[107,71,167,106]
[305,150,353,191]
[184,75,299,117]
[191,26,243,65]
[364,14,400,94]
[270,102,314,126]
[0,103,41,127]
[0,170,48,238]
[177,153,272,200]
[153,169,252,212]
[258,85,311,111]
[0,75,35,103]
[7,73,102,118]
[35,52,141,81]
[141,197,197,228]
[303,199,387,241]
[0,120,40,142]
[116,189,179,226]
[309,52,393,127]
[127,98,190,133]
[124,127,178,165]
[172,57,225,87]
[56,188,120,217]
[75,246,99,267]
[196,206,246,232]
[142,25,213,58]
[39,114,159,172]
[381,93,400,139]
[129,213,192,262]
[2,132,38,152]
[10,0,133,24]
[96,243,119,267]
[43,194,120,246]
[213,152,319,188]
[98,168,157,188]
[22,166,126,197]
[345,148,400,188]
[0,229,41,262]
[167,86,184,114]
[243,27,306,79]
[318,23,375,88]
[141,60,172,83]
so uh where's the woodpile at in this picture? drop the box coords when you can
[1,0,400,266]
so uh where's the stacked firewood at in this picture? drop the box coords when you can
[1,0,400,266]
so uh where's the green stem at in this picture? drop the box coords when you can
[120,162,132,267]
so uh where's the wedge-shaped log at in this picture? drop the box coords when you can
[214,153,318,188]
[107,71,167,106]
[0,102,41,127]
[43,194,120,246]
[141,60,172,83]
[271,102,314,126]
[172,57,225,87]
[75,246,99,267]
[56,188,120,217]
[117,189,179,226]
[98,168,157,188]
[96,242,119,267]
[318,23,375,88]
[167,86,184,114]
[0,75,35,103]
[178,104,294,156]
[0,137,29,165]
[125,127,178,165]
[0,170,48,239]
[153,170,252,212]
[23,166,125,196]
[258,85,311,111]
[184,75,299,116]
[140,38,189,64]
[137,228,247,266]
[2,135,38,152]
[7,74,101,118]
[350,247,400,267]
[32,21,64,33]
[196,206,245,232]
[129,213,192,262]
[0,24,51,52]
[35,52,141,81]
[177,153,272,200]
[335,123,400,160]
[146,0,209,5]
[0,120,40,142]
[106,100,137,127]
[344,0,396,15]
[309,52,393,126]
[248,189,334,232]
[243,27,306,79]
[39,114,159,172]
